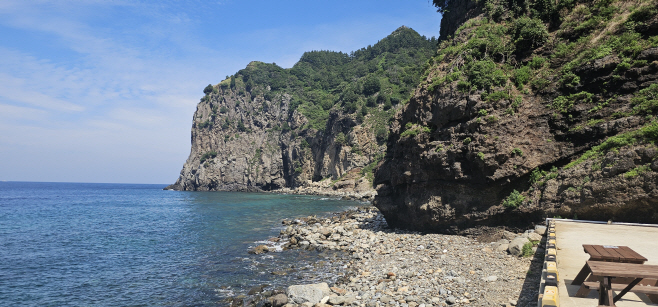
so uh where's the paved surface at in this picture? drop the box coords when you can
[556,220,658,306]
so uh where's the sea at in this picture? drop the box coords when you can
[0,182,362,306]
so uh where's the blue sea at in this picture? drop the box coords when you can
[0,182,361,306]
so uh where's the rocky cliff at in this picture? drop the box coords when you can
[374,0,658,232]
[167,27,437,199]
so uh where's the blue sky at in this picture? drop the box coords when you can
[0,0,442,184]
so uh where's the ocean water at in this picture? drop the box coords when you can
[0,182,361,306]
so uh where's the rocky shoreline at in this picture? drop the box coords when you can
[270,178,377,202]
[234,207,547,307]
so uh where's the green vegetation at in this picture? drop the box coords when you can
[521,242,534,257]
[200,151,218,163]
[529,168,547,184]
[198,120,212,129]
[624,164,651,178]
[566,121,658,169]
[551,92,594,113]
[512,148,523,156]
[503,189,525,208]
[400,123,431,138]
[632,84,658,115]
[203,84,214,95]
[361,153,384,182]
[222,27,436,133]
[511,16,549,51]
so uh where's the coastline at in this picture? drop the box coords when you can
[236,206,546,307]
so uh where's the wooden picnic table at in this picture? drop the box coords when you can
[572,244,648,292]
[586,260,658,306]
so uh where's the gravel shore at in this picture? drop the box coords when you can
[241,207,545,307]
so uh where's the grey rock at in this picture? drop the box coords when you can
[527,232,542,241]
[446,296,456,305]
[286,283,331,304]
[508,237,530,256]
[486,275,498,282]
[329,296,347,305]
[534,226,547,236]
[268,294,288,307]
[495,243,509,253]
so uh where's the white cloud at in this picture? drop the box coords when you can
[0,0,442,183]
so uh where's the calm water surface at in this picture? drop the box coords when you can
[0,182,360,306]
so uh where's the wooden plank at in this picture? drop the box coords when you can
[582,281,658,295]
[618,246,648,262]
[584,244,603,260]
[588,261,658,280]
[614,246,639,262]
[593,245,618,261]
[605,247,626,261]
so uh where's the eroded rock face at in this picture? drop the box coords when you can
[166,85,382,195]
[373,5,658,232]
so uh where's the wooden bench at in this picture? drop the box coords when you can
[573,244,648,297]
[586,260,658,306]
[581,280,658,302]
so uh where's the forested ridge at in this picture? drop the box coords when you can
[212,27,437,139]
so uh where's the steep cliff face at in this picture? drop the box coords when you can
[167,81,382,196]
[375,0,658,232]
[168,27,436,198]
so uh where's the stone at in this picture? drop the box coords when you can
[534,225,547,235]
[446,296,456,305]
[330,287,347,295]
[287,283,331,304]
[249,245,270,254]
[495,243,509,253]
[248,285,268,295]
[508,237,530,256]
[268,294,288,307]
[328,296,348,305]
[486,275,498,282]
[527,232,542,241]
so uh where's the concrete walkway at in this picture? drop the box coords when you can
[556,220,658,307]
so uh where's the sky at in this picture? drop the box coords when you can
[0,0,443,184]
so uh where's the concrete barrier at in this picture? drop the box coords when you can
[538,219,560,307]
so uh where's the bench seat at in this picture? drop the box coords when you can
[582,281,658,295]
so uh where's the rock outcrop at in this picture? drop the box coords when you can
[166,87,381,196]
[374,0,658,232]
[167,27,437,199]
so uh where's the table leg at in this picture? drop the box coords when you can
[598,277,616,306]
[572,263,591,285]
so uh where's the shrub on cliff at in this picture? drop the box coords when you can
[503,190,525,208]
[512,16,548,51]
[203,84,213,95]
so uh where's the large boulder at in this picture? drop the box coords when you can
[508,237,530,256]
[286,283,331,304]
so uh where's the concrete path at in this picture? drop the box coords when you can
[556,220,658,307]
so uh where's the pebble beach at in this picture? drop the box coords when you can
[236,207,547,307]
